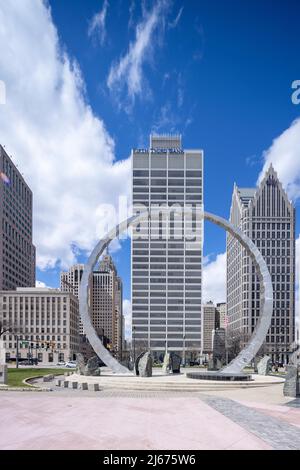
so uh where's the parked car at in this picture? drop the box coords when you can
[20,360,34,366]
[19,358,39,366]
[65,361,77,368]
[56,361,66,366]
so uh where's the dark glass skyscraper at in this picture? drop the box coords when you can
[0,145,35,289]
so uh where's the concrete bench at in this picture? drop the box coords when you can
[69,381,78,389]
[43,374,54,382]
[88,383,100,392]
[80,382,88,390]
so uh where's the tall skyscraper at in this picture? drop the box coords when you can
[92,254,123,356]
[60,256,123,356]
[216,302,227,329]
[114,276,124,358]
[202,301,216,355]
[60,264,84,333]
[132,134,203,361]
[227,165,295,363]
[0,145,35,289]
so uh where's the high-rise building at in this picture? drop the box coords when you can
[92,255,123,356]
[60,264,84,333]
[0,145,35,289]
[227,165,296,363]
[114,276,124,358]
[216,302,227,329]
[132,134,203,361]
[0,288,79,363]
[202,301,216,355]
[60,256,123,357]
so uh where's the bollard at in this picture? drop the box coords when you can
[88,383,100,392]
[69,381,78,389]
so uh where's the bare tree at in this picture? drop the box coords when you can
[0,320,11,338]
[226,329,250,362]
[0,320,20,339]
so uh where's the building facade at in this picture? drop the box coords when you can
[61,256,124,358]
[227,165,296,363]
[60,264,84,333]
[114,276,124,358]
[0,288,79,363]
[0,145,35,290]
[202,301,216,355]
[216,302,227,329]
[92,255,123,357]
[132,134,203,361]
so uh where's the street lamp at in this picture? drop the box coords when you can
[182,334,186,367]
[133,326,136,365]
[15,334,20,369]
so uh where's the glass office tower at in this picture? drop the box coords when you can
[132,134,203,361]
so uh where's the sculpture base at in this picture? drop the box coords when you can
[187,371,252,381]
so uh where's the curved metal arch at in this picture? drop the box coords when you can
[205,212,273,374]
[79,210,273,375]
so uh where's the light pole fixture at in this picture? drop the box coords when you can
[15,334,20,369]
[133,326,136,366]
[183,334,186,367]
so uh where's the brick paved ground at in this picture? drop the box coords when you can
[0,385,299,450]
[202,395,300,450]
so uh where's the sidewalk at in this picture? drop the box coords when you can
[0,392,273,450]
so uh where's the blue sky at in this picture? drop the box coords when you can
[0,0,299,323]
[48,0,300,295]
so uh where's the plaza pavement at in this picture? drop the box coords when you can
[0,379,300,450]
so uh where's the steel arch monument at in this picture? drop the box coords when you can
[79,211,273,375]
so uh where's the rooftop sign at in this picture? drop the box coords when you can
[133,148,184,154]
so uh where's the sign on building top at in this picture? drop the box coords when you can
[133,148,184,154]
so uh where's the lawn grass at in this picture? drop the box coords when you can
[7,367,69,388]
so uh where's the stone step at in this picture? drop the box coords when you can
[65,380,282,392]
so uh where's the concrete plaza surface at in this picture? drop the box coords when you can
[0,383,300,450]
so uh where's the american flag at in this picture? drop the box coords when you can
[0,172,10,184]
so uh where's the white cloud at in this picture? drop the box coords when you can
[0,79,6,104]
[128,0,136,30]
[177,72,184,107]
[296,236,300,338]
[151,102,179,133]
[88,0,109,45]
[258,118,300,201]
[122,299,132,340]
[107,0,170,111]
[168,6,183,29]
[0,0,131,270]
[202,252,226,304]
[35,280,48,288]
